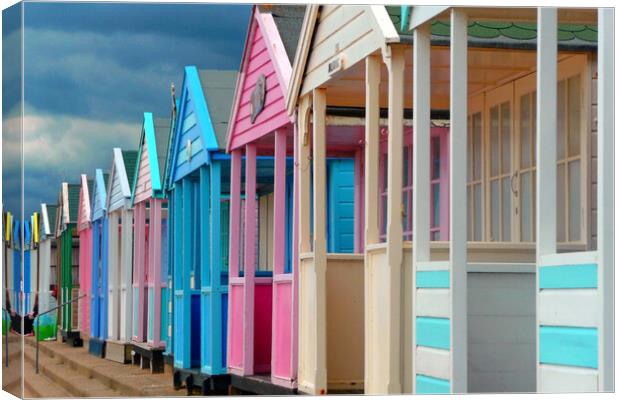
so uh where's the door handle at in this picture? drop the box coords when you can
[510,171,519,197]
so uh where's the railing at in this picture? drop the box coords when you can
[35,294,85,374]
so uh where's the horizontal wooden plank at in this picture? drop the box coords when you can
[416,270,450,288]
[416,288,450,318]
[416,374,450,394]
[539,289,598,327]
[417,261,449,271]
[539,264,598,289]
[415,347,450,380]
[539,325,598,369]
[416,317,450,350]
[539,364,598,392]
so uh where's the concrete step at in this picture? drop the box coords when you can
[23,343,123,398]
[23,337,181,397]
[22,354,73,398]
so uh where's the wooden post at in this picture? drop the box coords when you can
[227,150,242,367]
[298,95,312,255]
[121,208,134,342]
[449,8,468,393]
[200,165,211,369]
[291,114,300,380]
[364,56,381,247]
[181,179,193,368]
[273,130,287,275]
[363,54,381,391]
[108,211,119,340]
[411,22,431,393]
[597,7,613,392]
[384,44,405,394]
[354,148,364,253]
[535,8,557,392]
[243,143,258,375]
[151,198,162,346]
[209,161,223,373]
[312,88,328,394]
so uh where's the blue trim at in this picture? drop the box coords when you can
[92,169,108,221]
[416,317,450,350]
[416,270,450,288]
[187,66,219,151]
[400,6,411,32]
[539,264,598,289]
[539,325,598,369]
[416,375,450,394]
[143,112,162,192]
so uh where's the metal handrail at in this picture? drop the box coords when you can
[35,294,85,374]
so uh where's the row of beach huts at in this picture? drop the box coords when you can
[2,5,613,395]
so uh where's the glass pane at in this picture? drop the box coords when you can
[569,160,581,241]
[502,177,511,241]
[491,180,499,241]
[473,113,482,180]
[557,80,566,160]
[431,231,440,241]
[557,164,566,242]
[501,102,511,174]
[568,75,581,157]
[490,106,500,176]
[432,137,440,180]
[432,183,440,228]
[520,94,531,168]
[474,184,482,241]
[520,171,532,242]
[403,147,410,185]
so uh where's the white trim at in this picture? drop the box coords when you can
[368,5,400,43]
[408,6,450,30]
[449,8,468,394]
[417,261,449,271]
[539,364,598,393]
[40,203,50,237]
[597,7,614,392]
[466,263,535,273]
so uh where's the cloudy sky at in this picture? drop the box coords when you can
[3,1,251,218]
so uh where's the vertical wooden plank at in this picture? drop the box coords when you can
[108,211,119,339]
[412,22,431,393]
[536,7,557,392]
[384,44,405,394]
[273,129,287,275]
[91,220,100,338]
[312,88,328,393]
[597,7,613,392]
[244,143,258,375]
[364,56,381,246]
[199,165,211,370]
[101,217,109,340]
[210,161,223,372]
[450,8,468,393]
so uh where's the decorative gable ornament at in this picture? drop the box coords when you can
[250,74,266,123]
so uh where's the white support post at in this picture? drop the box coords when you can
[384,44,405,394]
[121,208,133,342]
[535,8,557,392]
[364,55,381,247]
[312,88,328,394]
[411,22,431,394]
[108,212,119,340]
[298,95,312,255]
[363,54,381,392]
[597,7,614,392]
[449,8,468,394]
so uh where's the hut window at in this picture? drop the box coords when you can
[467,112,484,241]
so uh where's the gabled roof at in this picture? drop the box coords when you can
[131,112,171,201]
[122,150,138,191]
[67,183,81,224]
[285,5,399,115]
[107,148,138,210]
[163,98,180,192]
[226,5,305,152]
[77,174,92,230]
[166,67,237,186]
[92,169,109,220]
[40,203,57,239]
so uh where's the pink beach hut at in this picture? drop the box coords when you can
[77,174,93,340]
